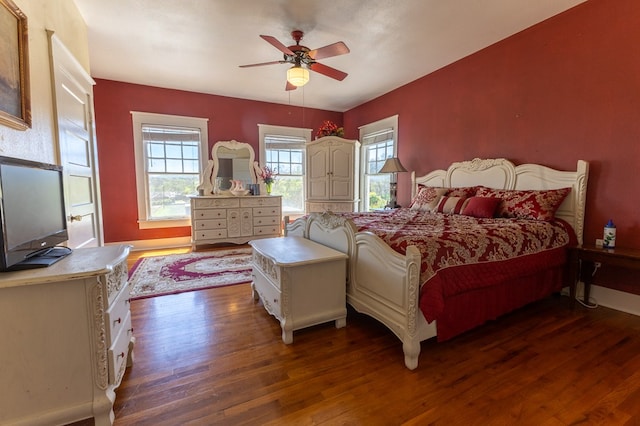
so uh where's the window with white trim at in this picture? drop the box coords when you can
[259,124,312,216]
[359,115,399,211]
[131,112,209,229]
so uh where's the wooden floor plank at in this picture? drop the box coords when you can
[109,248,640,425]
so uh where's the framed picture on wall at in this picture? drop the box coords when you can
[0,0,30,130]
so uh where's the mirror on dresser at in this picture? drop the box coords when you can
[207,140,262,194]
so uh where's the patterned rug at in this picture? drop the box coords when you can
[128,247,253,299]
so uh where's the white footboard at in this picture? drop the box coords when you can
[285,212,436,370]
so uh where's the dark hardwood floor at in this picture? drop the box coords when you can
[113,249,640,425]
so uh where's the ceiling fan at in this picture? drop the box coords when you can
[239,30,350,91]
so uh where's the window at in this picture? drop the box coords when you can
[259,124,312,216]
[359,115,399,211]
[132,112,209,229]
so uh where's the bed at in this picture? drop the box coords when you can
[285,158,589,370]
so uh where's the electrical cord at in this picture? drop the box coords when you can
[575,293,599,309]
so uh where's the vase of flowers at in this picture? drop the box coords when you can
[316,120,344,139]
[260,165,277,195]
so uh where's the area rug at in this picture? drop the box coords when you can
[128,247,253,299]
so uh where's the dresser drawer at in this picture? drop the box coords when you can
[254,225,280,237]
[108,311,133,385]
[194,229,228,240]
[192,197,240,209]
[253,267,282,320]
[241,196,281,208]
[194,209,227,220]
[195,219,227,229]
[105,284,131,344]
[253,206,280,217]
[253,215,280,227]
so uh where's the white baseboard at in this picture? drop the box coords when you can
[563,282,640,316]
[590,284,640,316]
[105,236,191,251]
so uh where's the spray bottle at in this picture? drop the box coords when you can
[603,219,616,249]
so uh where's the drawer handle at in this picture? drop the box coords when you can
[114,317,122,325]
[128,327,134,334]
[117,352,126,360]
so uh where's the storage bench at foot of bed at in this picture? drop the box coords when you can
[249,236,349,343]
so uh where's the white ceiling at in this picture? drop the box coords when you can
[73,0,586,112]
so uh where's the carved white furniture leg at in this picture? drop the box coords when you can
[250,236,348,343]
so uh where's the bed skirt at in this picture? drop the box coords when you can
[430,251,566,341]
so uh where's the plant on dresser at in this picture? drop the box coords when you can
[190,195,282,249]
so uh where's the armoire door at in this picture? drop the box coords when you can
[307,144,330,199]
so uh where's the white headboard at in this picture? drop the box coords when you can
[411,158,589,245]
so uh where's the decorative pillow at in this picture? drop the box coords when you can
[446,186,479,198]
[475,187,571,221]
[461,196,501,218]
[410,187,448,211]
[436,196,468,215]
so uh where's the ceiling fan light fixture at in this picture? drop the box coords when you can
[287,66,309,87]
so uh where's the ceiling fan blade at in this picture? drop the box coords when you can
[308,41,350,60]
[285,81,297,91]
[260,35,295,56]
[239,60,285,68]
[309,62,348,81]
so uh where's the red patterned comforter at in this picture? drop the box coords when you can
[337,209,574,324]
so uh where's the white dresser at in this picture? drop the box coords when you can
[306,136,360,213]
[190,195,282,249]
[0,245,134,426]
[250,236,348,343]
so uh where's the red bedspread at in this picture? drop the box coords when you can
[338,209,574,327]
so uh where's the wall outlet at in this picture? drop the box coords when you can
[595,239,604,248]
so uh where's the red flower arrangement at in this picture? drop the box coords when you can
[316,120,344,138]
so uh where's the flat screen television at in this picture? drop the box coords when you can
[0,156,71,272]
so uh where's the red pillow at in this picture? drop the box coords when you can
[446,186,479,198]
[461,197,500,218]
[475,187,571,221]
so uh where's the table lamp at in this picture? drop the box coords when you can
[379,157,407,209]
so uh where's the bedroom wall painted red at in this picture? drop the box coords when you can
[93,79,342,243]
[94,0,637,295]
[343,0,640,294]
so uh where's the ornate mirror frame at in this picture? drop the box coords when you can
[198,140,261,195]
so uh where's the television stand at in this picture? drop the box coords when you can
[0,245,134,425]
[8,246,73,270]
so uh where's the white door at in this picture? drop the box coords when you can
[49,33,103,248]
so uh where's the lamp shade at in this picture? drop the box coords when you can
[287,66,310,87]
[379,157,407,174]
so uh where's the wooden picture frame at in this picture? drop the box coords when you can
[0,0,30,130]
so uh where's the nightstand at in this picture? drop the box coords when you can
[249,236,348,343]
[568,245,640,307]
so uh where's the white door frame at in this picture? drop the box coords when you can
[48,31,104,248]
